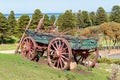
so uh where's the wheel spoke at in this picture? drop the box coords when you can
[84,58,90,67]
[59,58,63,68]
[53,60,57,66]
[58,40,61,48]
[52,44,57,51]
[61,47,68,53]
[60,57,65,65]
[23,48,27,53]
[54,41,59,49]
[61,55,69,61]
[28,39,31,43]
[26,39,29,46]
[27,38,30,44]
[26,53,29,59]
[53,52,57,59]
[28,39,32,47]
[50,49,55,55]
[77,56,82,62]
[60,42,64,50]
[57,59,60,68]
[30,49,33,54]
[23,51,27,57]
[48,49,55,57]
[61,53,68,55]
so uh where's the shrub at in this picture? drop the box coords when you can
[98,58,120,65]
[98,58,112,64]
[112,59,120,65]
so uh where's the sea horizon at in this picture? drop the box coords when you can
[4,12,110,19]
[4,13,62,19]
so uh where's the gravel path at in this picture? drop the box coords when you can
[0,50,15,54]
[108,53,120,58]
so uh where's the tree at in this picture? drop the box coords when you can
[82,11,92,28]
[110,5,120,23]
[58,10,76,31]
[89,11,97,26]
[30,9,43,29]
[17,14,30,38]
[49,15,56,26]
[57,14,63,30]
[0,12,9,44]
[96,7,108,25]
[76,10,84,28]
[42,14,50,29]
[8,11,17,35]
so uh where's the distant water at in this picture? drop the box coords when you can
[4,13,62,19]
[4,12,110,19]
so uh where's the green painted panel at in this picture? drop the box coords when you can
[81,39,97,49]
[69,39,81,49]
[26,29,98,50]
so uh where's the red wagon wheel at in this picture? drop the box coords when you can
[47,37,72,70]
[21,37,36,60]
[74,49,98,67]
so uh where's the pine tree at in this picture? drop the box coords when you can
[0,12,9,44]
[49,15,56,26]
[89,11,97,26]
[57,14,63,29]
[42,14,50,29]
[59,10,76,31]
[30,9,43,29]
[96,7,108,25]
[8,11,17,35]
[82,11,92,28]
[76,10,84,28]
[17,14,30,38]
[110,5,120,23]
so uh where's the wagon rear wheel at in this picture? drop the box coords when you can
[74,49,98,68]
[47,38,72,70]
[21,37,36,60]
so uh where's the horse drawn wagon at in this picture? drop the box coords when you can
[16,16,99,70]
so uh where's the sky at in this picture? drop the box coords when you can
[0,0,120,14]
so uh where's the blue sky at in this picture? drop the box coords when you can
[0,0,120,13]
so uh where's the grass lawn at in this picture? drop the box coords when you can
[0,44,17,50]
[0,54,117,80]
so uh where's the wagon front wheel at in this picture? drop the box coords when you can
[21,37,36,60]
[47,38,72,70]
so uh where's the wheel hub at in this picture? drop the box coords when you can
[54,50,61,58]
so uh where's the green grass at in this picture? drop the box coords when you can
[0,54,116,80]
[0,44,17,50]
